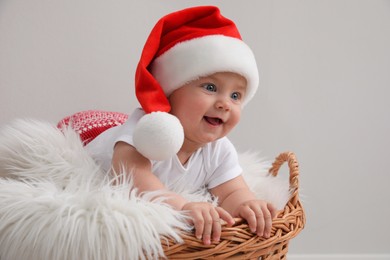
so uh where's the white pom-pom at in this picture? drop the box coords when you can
[133,112,184,161]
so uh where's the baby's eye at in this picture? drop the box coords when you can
[231,92,242,101]
[202,83,217,92]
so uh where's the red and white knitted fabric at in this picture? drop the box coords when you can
[57,110,128,145]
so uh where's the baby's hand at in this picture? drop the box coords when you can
[182,202,235,245]
[235,200,277,238]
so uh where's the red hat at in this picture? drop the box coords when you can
[133,6,259,161]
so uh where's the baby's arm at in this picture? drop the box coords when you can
[112,141,234,244]
[112,141,187,209]
[210,175,277,238]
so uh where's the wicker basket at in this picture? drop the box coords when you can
[161,152,305,259]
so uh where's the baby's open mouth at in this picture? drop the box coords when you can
[204,116,223,126]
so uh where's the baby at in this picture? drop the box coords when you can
[86,6,276,245]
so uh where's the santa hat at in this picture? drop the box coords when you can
[133,6,259,161]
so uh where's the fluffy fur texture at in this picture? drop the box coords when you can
[239,151,291,210]
[0,119,290,260]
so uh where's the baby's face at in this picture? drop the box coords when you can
[169,72,247,147]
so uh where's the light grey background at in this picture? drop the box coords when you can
[1,0,389,257]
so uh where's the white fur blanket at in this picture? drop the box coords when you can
[0,119,290,260]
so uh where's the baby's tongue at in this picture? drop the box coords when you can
[204,116,221,125]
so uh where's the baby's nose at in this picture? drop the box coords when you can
[215,98,230,111]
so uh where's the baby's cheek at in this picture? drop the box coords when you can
[230,111,241,126]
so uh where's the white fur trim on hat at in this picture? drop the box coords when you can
[150,35,259,105]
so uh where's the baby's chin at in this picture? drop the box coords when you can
[199,134,227,145]
[183,134,219,148]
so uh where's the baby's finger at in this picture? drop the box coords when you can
[254,208,265,237]
[209,208,223,243]
[215,206,235,226]
[212,218,222,243]
[267,203,278,219]
[201,212,213,245]
[192,212,205,241]
[239,206,257,233]
[261,205,273,238]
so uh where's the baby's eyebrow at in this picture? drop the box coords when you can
[235,84,247,92]
[202,75,218,82]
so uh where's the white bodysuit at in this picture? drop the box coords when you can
[85,108,242,193]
